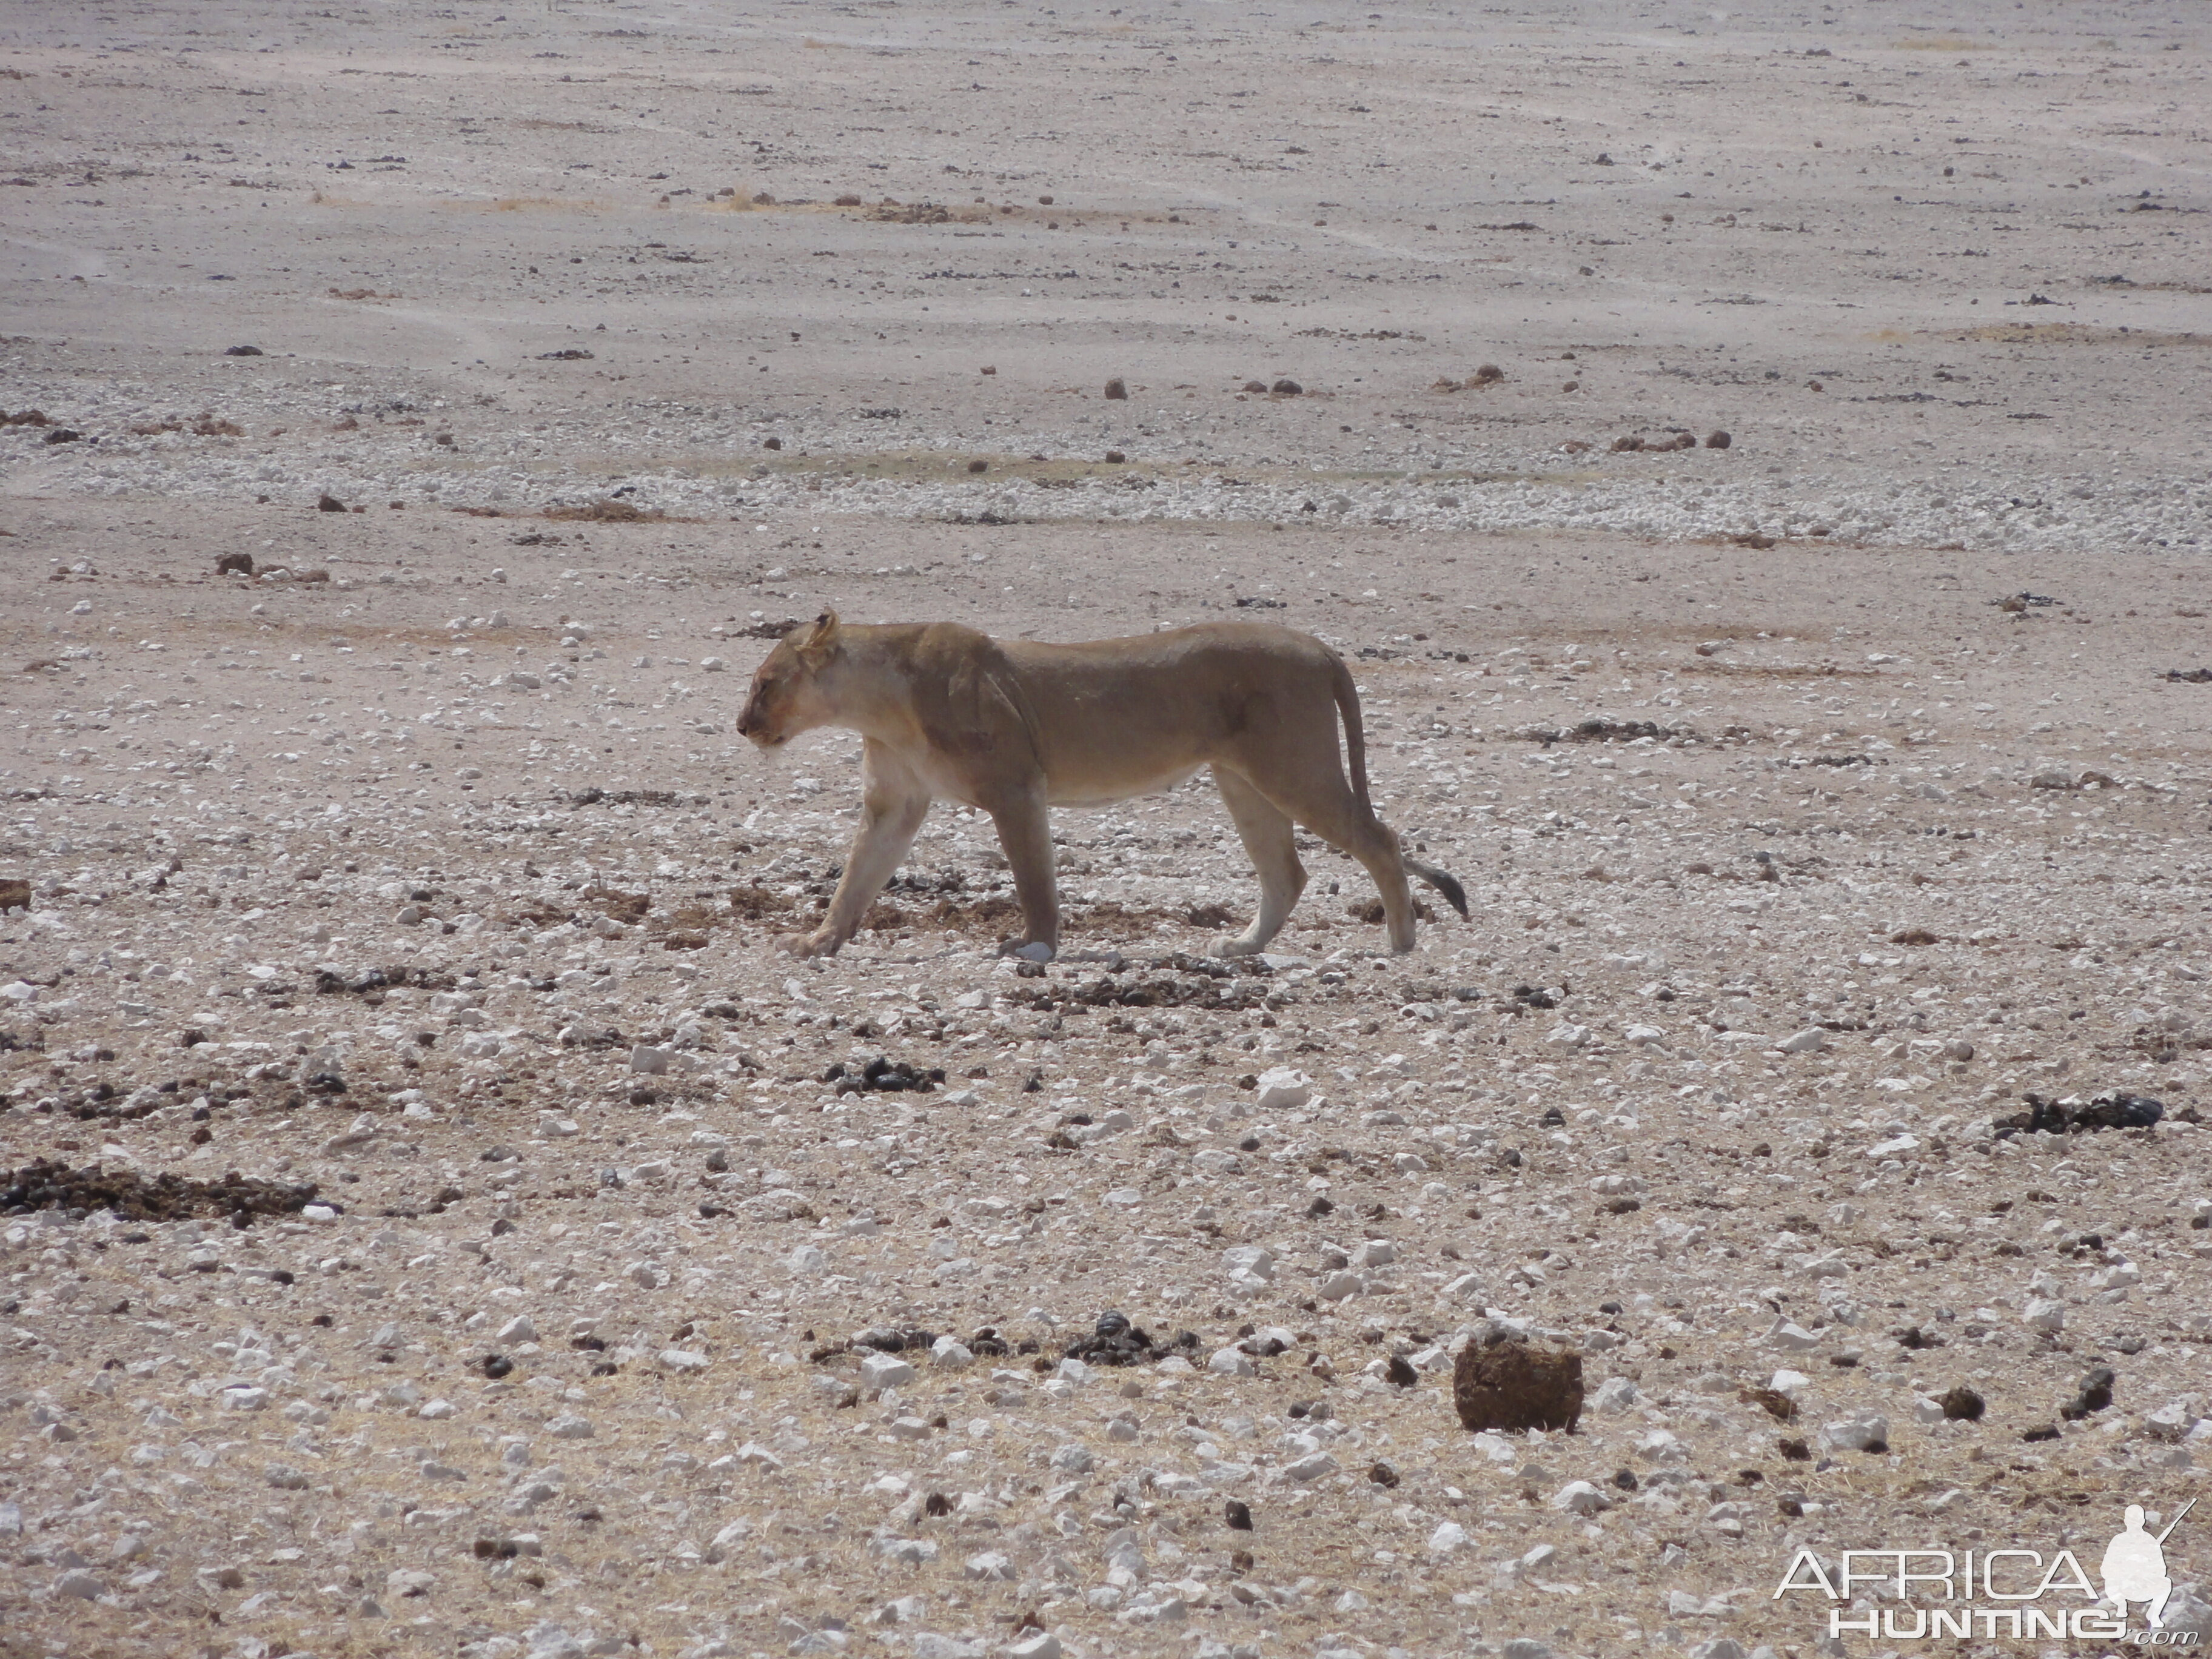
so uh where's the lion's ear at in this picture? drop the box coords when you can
[796,608,842,666]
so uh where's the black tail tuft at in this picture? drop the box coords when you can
[1409,860,1470,920]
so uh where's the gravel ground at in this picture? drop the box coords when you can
[3,5,2210,1659]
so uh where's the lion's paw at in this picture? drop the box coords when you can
[774,929,839,958]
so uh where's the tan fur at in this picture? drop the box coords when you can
[736,611,1469,959]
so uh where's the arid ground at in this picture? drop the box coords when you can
[2,4,2208,1659]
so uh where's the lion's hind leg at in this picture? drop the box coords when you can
[1212,766,1305,956]
[1249,768,1419,954]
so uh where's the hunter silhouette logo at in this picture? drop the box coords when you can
[2105,1499,2193,1631]
[1772,1496,2200,1645]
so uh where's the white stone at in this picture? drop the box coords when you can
[930,1336,975,1370]
[497,1315,538,1344]
[1779,1028,1829,1053]
[1252,1067,1312,1112]
[860,1352,918,1389]
[1551,1480,1609,1515]
[964,1550,1016,1581]
[1209,1347,1256,1378]
[659,1349,710,1373]
[1822,1412,1890,1453]
[1864,1133,1919,1159]
[1283,1450,1338,1482]
[628,1044,670,1075]
[2145,1404,2196,1443]
[1222,1244,1275,1282]
[1766,1321,1820,1350]
[2022,1297,2066,1332]
[1429,1521,1471,1553]
[546,1413,594,1439]
[1592,1376,1640,1412]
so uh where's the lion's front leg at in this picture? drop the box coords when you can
[984,786,1059,961]
[783,741,931,957]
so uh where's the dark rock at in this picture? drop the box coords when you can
[762,436,782,450]
[1384,1355,1418,1389]
[223,345,263,356]
[2059,1366,2114,1420]
[1270,378,1302,395]
[1939,1385,1985,1422]
[1224,1499,1253,1531]
[1452,1326,1584,1433]
[1102,450,1126,464]
[1061,1315,1196,1369]
[317,493,347,513]
[967,458,988,473]
[0,879,28,913]
[1242,380,1268,393]
[1368,1460,1400,1488]
[2002,1091,2162,1136]
[215,551,255,576]
[0,1158,318,1224]
[1778,1436,1812,1461]
[1705,430,1732,449]
[823,1056,945,1094]
[1104,377,1128,400]
[43,428,81,444]
[1611,1468,1639,1491]
[2022,1423,2061,1443]
[1740,1387,1797,1422]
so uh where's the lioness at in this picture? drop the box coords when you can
[737,611,1468,960]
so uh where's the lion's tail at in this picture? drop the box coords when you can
[1406,856,1472,920]
[1328,649,1373,811]
[1330,649,1471,923]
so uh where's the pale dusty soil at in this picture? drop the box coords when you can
[2,6,2210,1659]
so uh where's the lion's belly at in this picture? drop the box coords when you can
[1045,763,1204,808]
[895,745,1196,811]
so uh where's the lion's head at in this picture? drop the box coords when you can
[736,609,842,749]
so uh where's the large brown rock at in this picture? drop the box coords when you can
[1453,1330,1584,1433]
